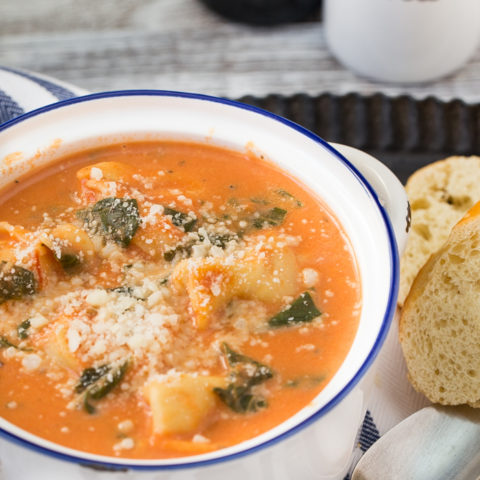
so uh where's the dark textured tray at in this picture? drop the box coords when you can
[236,93,480,184]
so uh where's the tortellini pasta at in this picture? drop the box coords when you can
[171,238,299,330]
[144,374,226,435]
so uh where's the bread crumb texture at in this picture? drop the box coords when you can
[399,156,480,307]
[399,201,480,407]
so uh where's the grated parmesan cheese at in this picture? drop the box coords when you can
[113,437,135,451]
[85,289,110,307]
[192,434,210,443]
[22,353,42,371]
[67,328,81,353]
[30,313,49,328]
[118,419,134,433]
[90,167,103,181]
[302,268,319,288]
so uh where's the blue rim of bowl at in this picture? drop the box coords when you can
[0,90,400,470]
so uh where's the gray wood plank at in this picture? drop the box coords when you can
[1,0,479,101]
[0,0,224,34]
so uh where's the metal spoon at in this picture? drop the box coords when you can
[352,405,480,480]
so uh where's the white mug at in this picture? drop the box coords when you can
[323,0,480,83]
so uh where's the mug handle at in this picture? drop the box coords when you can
[330,143,410,255]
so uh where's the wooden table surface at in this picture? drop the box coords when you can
[1,0,480,102]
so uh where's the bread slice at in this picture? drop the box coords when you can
[399,156,480,307]
[399,201,480,407]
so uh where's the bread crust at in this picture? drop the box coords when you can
[399,203,480,407]
[399,155,480,307]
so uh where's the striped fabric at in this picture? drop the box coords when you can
[358,410,381,452]
[0,66,76,101]
[0,88,24,124]
[344,411,381,479]
[0,66,85,125]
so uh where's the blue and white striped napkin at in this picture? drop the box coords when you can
[0,66,86,123]
[0,66,430,478]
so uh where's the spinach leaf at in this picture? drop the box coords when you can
[108,286,134,296]
[285,375,325,388]
[0,262,37,304]
[75,364,111,394]
[77,197,140,247]
[275,189,303,207]
[207,233,236,248]
[88,362,129,400]
[58,252,81,271]
[163,232,237,262]
[163,244,186,262]
[108,285,146,301]
[268,292,321,328]
[213,384,268,413]
[41,241,81,272]
[252,207,287,229]
[76,361,129,414]
[17,319,31,340]
[0,335,32,352]
[222,343,273,386]
[0,336,18,349]
[163,207,197,232]
[250,197,270,205]
[83,395,97,415]
[213,343,273,413]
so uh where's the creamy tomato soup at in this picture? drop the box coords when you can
[0,141,360,458]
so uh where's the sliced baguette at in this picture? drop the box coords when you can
[399,201,480,407]
[399,155,480,307]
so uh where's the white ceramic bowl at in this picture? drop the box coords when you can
[0,91,408,480]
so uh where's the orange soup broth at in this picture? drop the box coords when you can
[0,141,361,458]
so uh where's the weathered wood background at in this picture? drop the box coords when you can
[1,0,479,101]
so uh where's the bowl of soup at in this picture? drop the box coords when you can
[0,91,408,480]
